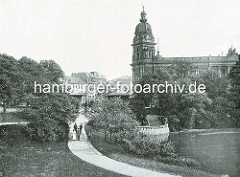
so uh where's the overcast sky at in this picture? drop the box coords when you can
[1,0,240,79]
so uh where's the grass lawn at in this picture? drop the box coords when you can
[0,125,126,177]
[0,112,27,123]
[85,125,222,177]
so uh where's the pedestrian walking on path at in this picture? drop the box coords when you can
[74,122,78,132]
[72,129,77,141]
[77,128,81,141]
[79,123,83,133]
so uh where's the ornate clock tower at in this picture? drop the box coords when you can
[131,7,157,83]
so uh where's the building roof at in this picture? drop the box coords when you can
[65,76,86,84]
[107,90,131,97]
[70,91,85,96]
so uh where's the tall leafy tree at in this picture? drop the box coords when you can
[40,60,64,83]
[132,61,217,130]
[0,54,23,112]
[229,55,240,109]
[18,56,46,105]
[229,54,240,126]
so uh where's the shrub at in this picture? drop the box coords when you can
[87,97,139,143]
[24,118,69,142]
[156,155,201,168]
[18,108,40,121]
[168,115,181,132]
[121,134,176,158]
[180,157,201,168]
[160,140,176,157]
[19,93,79,142]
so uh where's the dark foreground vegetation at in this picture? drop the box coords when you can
[0,125,126,177]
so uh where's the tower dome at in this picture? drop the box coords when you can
[131,7,157,84]
[133,8,155,44]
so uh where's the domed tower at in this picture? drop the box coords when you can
[131,7,157,83]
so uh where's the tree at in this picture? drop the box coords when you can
[131,61,219,130]
[87,96,138,143]
[199,69,229,99]
[131,69,172,124]
[229,55,240,126]
[169,60,197,79]
[35,93,79,123]
[40,60,64,83]
[229,55,240,109]
[18,57,46,106]
[17,58,65,107]
[0,54,23,112]
[131,71,155,124]
[0,53,79,141]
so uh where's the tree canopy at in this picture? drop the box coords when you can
[0,53,79,142]
[132,60,240,131]
[229,55,240,126]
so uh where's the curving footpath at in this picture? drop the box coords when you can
[68,114,181,177]
[0,122,29,126]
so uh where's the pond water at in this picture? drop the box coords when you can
[169,128,240,177]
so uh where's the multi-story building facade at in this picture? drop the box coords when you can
[131,8,239,83]
[67,71,107,104]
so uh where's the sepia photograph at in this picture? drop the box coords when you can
[1,0,240,177]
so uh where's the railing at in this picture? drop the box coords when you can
[137,124,168,130]
[137,124,169,135]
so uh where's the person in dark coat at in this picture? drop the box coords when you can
[79,124,83,133]
[74,123,78,133]
[77,128,81,141]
